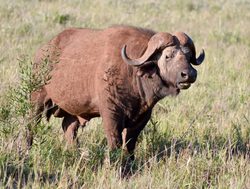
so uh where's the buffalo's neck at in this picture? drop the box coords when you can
[136,76,158,109]
[135,74,179,110]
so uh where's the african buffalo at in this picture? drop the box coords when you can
[30,25,205,159]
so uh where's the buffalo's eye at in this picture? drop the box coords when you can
[164,48,177,60]
[166,52,175,59]
[165,55,170,59]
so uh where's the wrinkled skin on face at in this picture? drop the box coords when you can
[157,45,197,90]
[122,31,204,94]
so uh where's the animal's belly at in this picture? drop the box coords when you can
[46,86,99,116]
[45,64,99,116]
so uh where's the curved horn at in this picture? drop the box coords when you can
[174,32,205,65]
[193,49,205,65]
[121,32,176,67]
[121,45,155,67]
[121,45,142,66]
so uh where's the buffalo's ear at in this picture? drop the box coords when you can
[136,51,161,77]
[136,63,158,78]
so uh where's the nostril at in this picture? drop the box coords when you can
[181,71,188,79]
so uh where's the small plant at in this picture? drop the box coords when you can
[0,54,54,187]
[54,13,71,25]
[0,53,53,142]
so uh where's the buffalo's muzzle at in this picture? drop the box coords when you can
[177,68,197,89]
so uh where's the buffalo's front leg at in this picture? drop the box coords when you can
[122,128,142,160]
[122,110,152,160]
[102,113,123,149]
[120,110,151,177]
[101,111,125,166]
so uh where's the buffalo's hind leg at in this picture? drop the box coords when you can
[27,88,49,147]
[62,115,87,146]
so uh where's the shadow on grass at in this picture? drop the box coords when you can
[1,122,249,186]
[1,160,58,188]
[121,122,250,179]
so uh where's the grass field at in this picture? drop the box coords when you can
[0,0,250,188]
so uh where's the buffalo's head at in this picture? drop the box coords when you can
[121,32,205,92]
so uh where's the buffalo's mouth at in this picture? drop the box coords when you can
[177,82,191,90]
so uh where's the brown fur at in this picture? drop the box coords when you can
[30,25,205,158]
